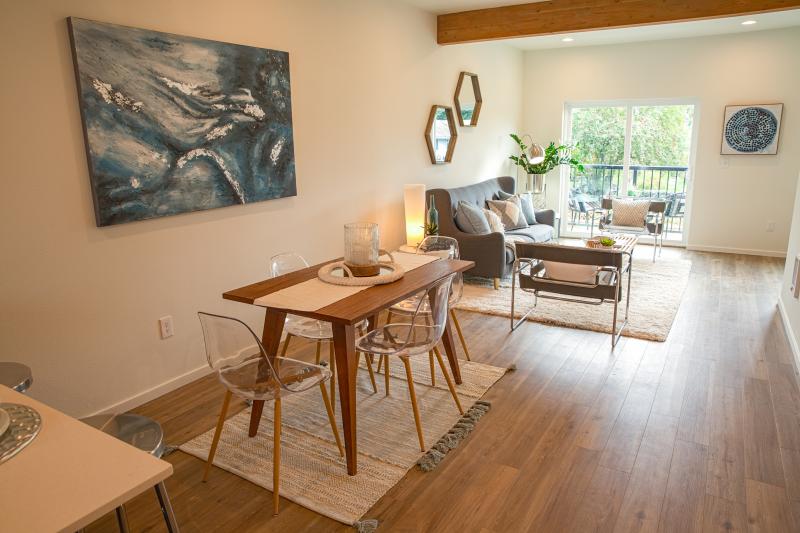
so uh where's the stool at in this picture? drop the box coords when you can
[0,362,33,393]
[82,413,179,532]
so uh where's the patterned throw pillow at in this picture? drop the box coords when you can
[487,197,528,230]
[498,191,538,224]
[482,208,505,233]
[611,199,650,227]
[454,201,490,234]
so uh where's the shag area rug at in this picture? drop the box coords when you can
[456,256,692,342]
[180,355,507,526]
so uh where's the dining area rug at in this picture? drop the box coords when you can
[456,256,692,342]
[179,355,507,525]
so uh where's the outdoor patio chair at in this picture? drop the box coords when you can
[599,198,666,261]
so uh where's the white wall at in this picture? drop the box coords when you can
[0,0,522,415]
[779,173,800,365]
[522,28,800,256]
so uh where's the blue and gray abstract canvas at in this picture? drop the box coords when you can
[68,18,296,226]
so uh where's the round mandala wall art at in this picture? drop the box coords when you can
[721,104,783,155]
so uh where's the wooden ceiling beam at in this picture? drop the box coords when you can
[437,0,800,44]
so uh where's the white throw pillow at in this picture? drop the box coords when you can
[482,208,505,233]
[543,261,598,284]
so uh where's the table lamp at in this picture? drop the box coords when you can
[404,184,426,247]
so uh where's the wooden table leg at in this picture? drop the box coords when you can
[440,318,463,385]
[428,286,463,385]
[249,308,287,438]
[332,322,358,475]
[367,313,379,330]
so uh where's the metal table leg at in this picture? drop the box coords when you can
[154,481,180,533]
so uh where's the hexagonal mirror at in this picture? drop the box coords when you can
[425,105,457,164]
[454,72,482,127]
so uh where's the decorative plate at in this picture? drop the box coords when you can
[0,408,9,437]
[0,403,42,464]
[318,261,405,286]
[721,104,783,155]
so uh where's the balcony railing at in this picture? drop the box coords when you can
[568,164,688,234]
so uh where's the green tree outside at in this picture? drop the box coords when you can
[569,105,693,197]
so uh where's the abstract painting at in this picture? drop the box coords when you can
[68,18,296,226]
[721,104,783,155]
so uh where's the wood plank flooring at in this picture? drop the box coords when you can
[85,249,800,532]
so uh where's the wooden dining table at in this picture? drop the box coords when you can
[223,256,474,475]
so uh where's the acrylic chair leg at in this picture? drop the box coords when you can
[319,382,344,456]
[428,351,437,387]
[154,481,180,533]
[401,356,425,452]
[383,355,390,396]
[434,347,464,415]
[203,389,232,482]
[450,310,471,361]
[364,353,378,393]
[115,505,130,533]
[273,398,282,516]
[280,333,293,357]
[328,341,336,406]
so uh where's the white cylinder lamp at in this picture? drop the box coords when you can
[403,184,426,247]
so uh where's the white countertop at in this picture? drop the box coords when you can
[0,386,173,532]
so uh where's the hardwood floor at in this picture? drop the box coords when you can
[86,249,800,532]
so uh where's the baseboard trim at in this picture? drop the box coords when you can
[777,296,800,374]
[686,244,786,258]
[86,364,214,417]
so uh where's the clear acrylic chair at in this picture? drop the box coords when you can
[380,236,471,387]
[270,253,377,402]
[197,312,343,516]
[356,274,464,452]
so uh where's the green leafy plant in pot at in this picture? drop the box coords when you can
[509,134,584,194]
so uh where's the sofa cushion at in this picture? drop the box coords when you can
[482,208,505,233]
[611,199,650,227]
[498,191,538,225]
[487,197,528,230]
[505,224,554,243]
[454,201,490,234]
[543,262,598,284]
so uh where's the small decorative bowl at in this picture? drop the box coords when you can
[585,236,616,249]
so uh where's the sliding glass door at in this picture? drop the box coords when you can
[561,101,696,243]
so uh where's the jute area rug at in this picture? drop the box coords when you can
[180,355,507,525]
[456,256,692,342]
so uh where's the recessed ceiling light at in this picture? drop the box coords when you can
[561,37,574,42]
[741,20,757,25]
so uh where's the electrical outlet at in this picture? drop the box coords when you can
[767,221,776,233]
[159,316,174,339]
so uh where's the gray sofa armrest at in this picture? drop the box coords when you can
[451,230,507,279]
[535,209,556,227]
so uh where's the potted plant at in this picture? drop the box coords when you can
[509,135,584,194]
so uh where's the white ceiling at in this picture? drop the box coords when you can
[506,10,800,50]
[401,1,800,49]
[402,0,540,14]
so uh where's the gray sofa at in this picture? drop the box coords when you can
[429,176,555,283]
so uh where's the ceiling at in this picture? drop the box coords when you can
[402,0,541,14]
[401,1,800,49]
[506,9,800,50]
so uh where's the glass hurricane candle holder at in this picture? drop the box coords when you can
[344,222,380,277]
